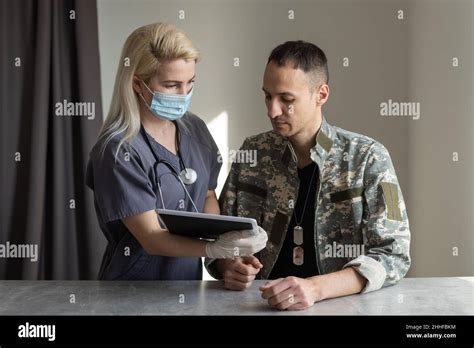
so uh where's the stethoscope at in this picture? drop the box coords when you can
[140,123,199,212]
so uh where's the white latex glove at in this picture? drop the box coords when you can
[205,226,268,259]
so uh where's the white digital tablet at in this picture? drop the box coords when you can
[156,209,258,240]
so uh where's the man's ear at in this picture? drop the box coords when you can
[316,84,330,107]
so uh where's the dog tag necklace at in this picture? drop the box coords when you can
[293,163,318,266]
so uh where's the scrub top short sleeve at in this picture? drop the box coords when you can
[181,115,221,191]
[87,139,156,223]
[205,127,221,191]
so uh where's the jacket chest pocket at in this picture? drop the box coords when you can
[330,187,365,239]
[236,177,267,224]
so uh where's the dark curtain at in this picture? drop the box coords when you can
[0,0,106,279]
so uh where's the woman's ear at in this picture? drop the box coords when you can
[132,76,143,95]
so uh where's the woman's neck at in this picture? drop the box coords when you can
[140,105,177,154]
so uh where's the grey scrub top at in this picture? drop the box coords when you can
[86,112,221,280]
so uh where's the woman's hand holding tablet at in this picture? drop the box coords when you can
[205,227,268,259]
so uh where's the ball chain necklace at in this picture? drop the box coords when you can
[292,162,318,266]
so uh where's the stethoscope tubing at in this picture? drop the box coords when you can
[140,123,199,213]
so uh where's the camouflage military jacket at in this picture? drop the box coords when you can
[206,117,411,293]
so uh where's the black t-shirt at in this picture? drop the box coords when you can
[269,161,320,279]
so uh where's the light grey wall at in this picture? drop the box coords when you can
[407,0,473,276]
[97,0,473,277]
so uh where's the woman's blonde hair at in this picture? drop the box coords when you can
[99,23,200,157]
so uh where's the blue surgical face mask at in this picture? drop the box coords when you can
[140,80,193,121]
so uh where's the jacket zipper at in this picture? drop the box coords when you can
[314,167,322,275]
[267,142,298,277]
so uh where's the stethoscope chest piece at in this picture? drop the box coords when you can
[179,168,197,185]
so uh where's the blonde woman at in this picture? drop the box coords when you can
[86,23,267,280]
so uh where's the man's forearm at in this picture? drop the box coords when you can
[309,267,368,301]
[215,259,225,276]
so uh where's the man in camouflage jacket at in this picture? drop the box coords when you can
[206,40,410,310]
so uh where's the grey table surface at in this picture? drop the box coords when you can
[0,277,472,316]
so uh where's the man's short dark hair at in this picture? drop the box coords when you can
[267,40,329,88]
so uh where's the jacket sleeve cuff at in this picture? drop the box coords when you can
[343,255,387,294]
[204,258,222,280]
